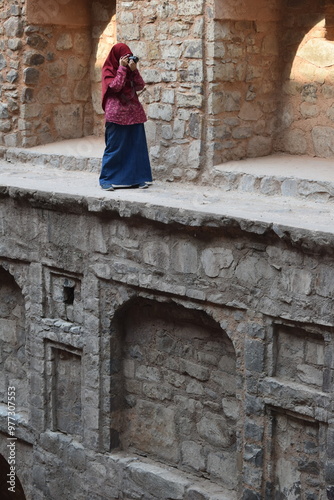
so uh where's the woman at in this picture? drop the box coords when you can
[99,42,153,191]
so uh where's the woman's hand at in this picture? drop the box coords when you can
[120,55,129,67]
[128,59,137,71]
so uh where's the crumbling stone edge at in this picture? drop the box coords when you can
[0,184,333,256]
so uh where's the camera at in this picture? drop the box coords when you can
[128,55,139,63]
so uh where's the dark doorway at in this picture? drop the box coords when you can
[0,454,27,500]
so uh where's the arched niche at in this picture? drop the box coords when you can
[22,0,116,146]
[275,0,334,158]
[90,0,117,136]
[110,298,239,491]
[0,268,28,414]
[209,0,334,163]
[0,454,26,500]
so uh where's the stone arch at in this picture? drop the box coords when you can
[22,0,116,147]
[90,0,117,137]
[110,297,238,490]
[210,0,334,163]
[0,454,26,500]
[0,267,28,414]
[276,0,334,158]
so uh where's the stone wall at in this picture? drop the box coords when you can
[0,266,27,416]
[114,300,238,490]
[0,0,23,148]
[117,0,334,174]
[90,0,117,137]
[275,0,334,158]
[2,0,334,172]
[0,0,116,148]
[205,17,280,166]
[117,0,207,181]
[1,189,334,498]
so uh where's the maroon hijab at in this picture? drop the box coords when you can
[102,43,134,110]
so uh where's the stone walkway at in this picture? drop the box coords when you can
[0,137,334,246]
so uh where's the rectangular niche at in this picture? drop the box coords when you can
[273,325,326,391]
[43,268,83,324]
[46,344,83,438]
[268,409,325,499]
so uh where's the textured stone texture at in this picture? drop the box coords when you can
[0,266,27,414]
[0,0,334,498]
[276,5,334,159]
[0,169,334,498]
[0,0,333,177]
[0,0,116,148]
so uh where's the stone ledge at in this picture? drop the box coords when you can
[39,431,237,499]
[1,182,334,258]
[1,161,334,255]
[210,154,334,203]
[125,460,237,500]
[2,147,102,173]
[262,377,331,422]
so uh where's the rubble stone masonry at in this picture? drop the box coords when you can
[1,0,334,178]
[1,0,334,499]
[0,186,334,499]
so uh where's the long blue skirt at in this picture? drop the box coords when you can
[99,122,153,188]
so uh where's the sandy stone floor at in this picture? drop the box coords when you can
[1,155,334,237]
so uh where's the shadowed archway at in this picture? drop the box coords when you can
[0,454,26,500]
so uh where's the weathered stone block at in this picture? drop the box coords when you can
[56,33,73,50]
[184,41,203,59]
[4,16,23,37]
[125,401,179,462]
[24,51,45,66]
[0,104,9,119]
[148,103,173,121]
[181,359,210,381]
[67,57,88,80]
[312,126,334,158]
[181,440,205,471]
[23,67,40,85]
[121,24,140,41]
[197,413,234,448]
[207,451,237,489]
[244,340,264,373]
[129,462,191,499]
[177,0,204,16]
[299,39,334,68]
[177,93,203,109]
[172,241,198,273]
[54,104,83,139]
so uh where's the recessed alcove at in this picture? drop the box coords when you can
[0,267,27,415]
[22,0,117,146]
[0,453,27,500]
[110,298,239,491]
[210,0,334,163]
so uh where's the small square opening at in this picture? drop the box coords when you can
[63,280,75,305]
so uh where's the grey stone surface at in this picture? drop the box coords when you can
[1,148,334,499]
[129,461,191,499]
